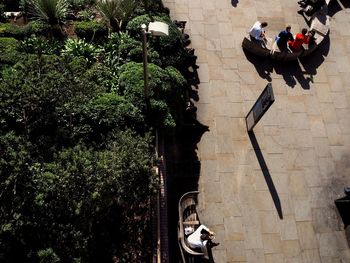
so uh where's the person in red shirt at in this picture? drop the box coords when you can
[288,28,310,52]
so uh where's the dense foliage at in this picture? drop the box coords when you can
[0,54,158,262]
[0,0,192,262]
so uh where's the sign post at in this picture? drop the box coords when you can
[246,83,275,132]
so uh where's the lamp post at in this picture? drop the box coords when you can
[141,21,169,105]
[141,21,168,263]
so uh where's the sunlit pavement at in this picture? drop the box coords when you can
[164,0,350,262]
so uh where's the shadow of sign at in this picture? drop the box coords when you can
[248,131,283,219]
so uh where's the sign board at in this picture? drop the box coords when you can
[246,83,275,132]
[335,196,350,228]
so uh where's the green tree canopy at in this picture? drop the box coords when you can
[0,130,157,262]
[118,61,187,130]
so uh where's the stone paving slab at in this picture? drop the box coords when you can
[164,0,350,262]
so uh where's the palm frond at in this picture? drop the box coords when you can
[97,0,135,28]
[29,0,69,24]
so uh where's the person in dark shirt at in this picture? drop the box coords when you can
[276,25,294,51]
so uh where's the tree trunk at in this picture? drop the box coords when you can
[51,23,66,39]
[109,18,119,33]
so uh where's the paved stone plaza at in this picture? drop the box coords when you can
[164,0,350,262]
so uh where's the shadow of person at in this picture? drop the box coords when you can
[243,49,273,81]
[339,0,350,8]
[194,245,216,263]
[298,33,330,76]
[273,59,311,89]
[231,0,239,7]
[328,0,350,17]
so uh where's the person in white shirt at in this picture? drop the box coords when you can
[249,21,268,47]
[187,225,219,254]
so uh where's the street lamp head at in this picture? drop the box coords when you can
[148,21,169,36]
[141,24,147,30]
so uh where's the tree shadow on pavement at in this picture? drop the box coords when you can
[248,131,283,219]
[166,121,209,262]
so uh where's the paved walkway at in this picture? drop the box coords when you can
[164,0,350,262]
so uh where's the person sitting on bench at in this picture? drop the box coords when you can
[276,25,294,51]
[187,224,220,254]
[249,21,268,48]
[288,28,310,52]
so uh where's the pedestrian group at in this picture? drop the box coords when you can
[248,0,325,53]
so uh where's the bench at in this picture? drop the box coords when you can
[178,191,205,262]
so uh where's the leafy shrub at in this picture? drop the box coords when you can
[105,32,139,59]
[0,37,22,67]
[84,63,119,92]
[76,9,94,21]
[126,14,185,67]
[0,4,6,22]
[0,23,30,38]
[118,61,186,131]
[37,248,60,263]
[61,92,146,141]
[19,35,63,55]
[68,0,91,10]
[0,55,105,149]
[0,21,50,39]
[131,0,169,17]
[102,32,160,69]
[84,93,144,129]
[0,37,18,50]
[0,130,156,262]
[29,131,156,262]
[29,20,51,35]
[150,99,176,130]
[62,38,101,64]
[74,20,108,42]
